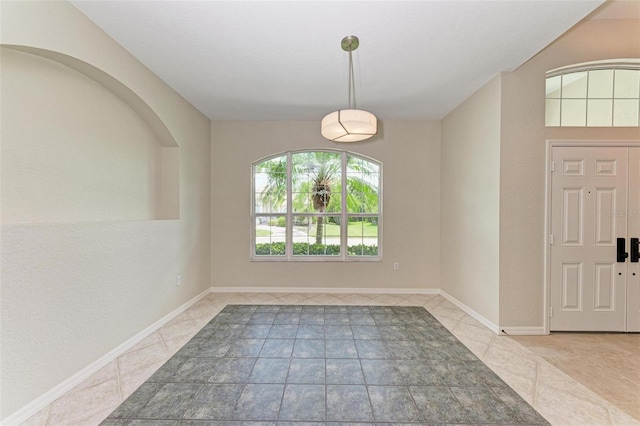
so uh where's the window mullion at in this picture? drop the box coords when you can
[341,152,348,260]
[286,151,293,260]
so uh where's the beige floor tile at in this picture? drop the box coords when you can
[45,379,120,425]
[117,340,168,378]
[20,406,49,426]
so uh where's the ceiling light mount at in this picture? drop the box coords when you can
[321,35,377,143]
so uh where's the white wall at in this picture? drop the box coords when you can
[499,17,640,327]
[0,1,210,420]
[441,75,502,326]
[1,47,161,223]
[211,120,441,290]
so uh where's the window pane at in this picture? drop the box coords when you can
[291,152,341,214]
[292,215,341,256]
[546,99,561,126]
[588,69,614,98]
[561,99,587,126]
[613,99,640,126]
[346,156,380,214]
[546,75,562,99]
[254,216,286,256]
[562,72,588,98]
[347,217,378,256]
[587,99,613,126]
[614,69,640,98]
[254,156,287,213]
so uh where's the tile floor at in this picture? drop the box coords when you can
[20,292,640,426]
[101,305,548,424]
[511,332,640,422]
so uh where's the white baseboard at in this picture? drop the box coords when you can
[210,286,440,295]
[500,326,547,335]
[439,290,501,334]
[2,288,211,426]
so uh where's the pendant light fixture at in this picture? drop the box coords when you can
[321,35,377,142]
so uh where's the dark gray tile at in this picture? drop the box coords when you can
[409,386,468,423]
[108,383,163,418]
[173,357,221,382]
[387,340,426,359]
[354,340,391,359]
[324,314,350,324]
[348,314,376,325]
[227,314,253,324]
[491,386,549,424]
[256,306,281,313]
[372,314,403,325]
[181,339,234,358]
[147,357,189,383]
[259,339,295,358]
[209,358,257,383]
[274,313,300,325]
[278,306,302,313]
[287,358,325,384]
[241,325,272,339]
[268,325,298,339]
[232,384,284,420]
[299,313,325,324]
[248,358,290,383]
[395,360,445,385]
[377,325,410,340]
[182,384,244,419]
[360,360,404,385]
[297,325,325,339]
[227,339,265,357]
[346,307,370,314]
[367,386,421,423]
[301,306,325,313]
[325,340,358,359]
[278,384,325,421]
[277,423,324,426]
[437,360,504,386]
[137,383,203,419]
[292,339,325,358]
[324,325,353,339]
[351,326,382,340]
[324,306,348,314]
[326,385,373,422]
[213,324,246,338]
[450,386,522,423]
[325,359,364,385]
[249,313,277,324]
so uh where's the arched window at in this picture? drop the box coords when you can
[252,150,382,261]
[546,60,640,127]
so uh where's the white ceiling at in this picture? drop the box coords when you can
[70,0,614,121]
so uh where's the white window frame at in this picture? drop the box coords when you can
[251,149,382,262]
[545,59,640,127]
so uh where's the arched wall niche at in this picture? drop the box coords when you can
[1,45,180,223]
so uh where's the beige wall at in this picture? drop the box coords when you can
[0,1,210,420]
[441,75,502,326]
[499,17,640,327]
[211,120,441,290]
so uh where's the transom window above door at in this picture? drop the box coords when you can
[252,150,382,261]
[545,60,640,127]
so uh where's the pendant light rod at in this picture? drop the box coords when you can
[342,35,359,109]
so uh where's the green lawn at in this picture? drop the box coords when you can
[310,222,378,237]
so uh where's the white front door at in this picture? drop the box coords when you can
[550,146,636,331]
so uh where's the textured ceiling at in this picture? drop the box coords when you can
[70,0,609,121]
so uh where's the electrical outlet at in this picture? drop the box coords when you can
[176,275,182,286]
[393,262,400,271]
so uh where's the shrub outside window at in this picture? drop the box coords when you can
[252,150,381,261]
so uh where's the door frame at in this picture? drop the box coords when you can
[544,140,640,334]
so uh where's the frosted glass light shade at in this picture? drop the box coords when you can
[321,109,377,142]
